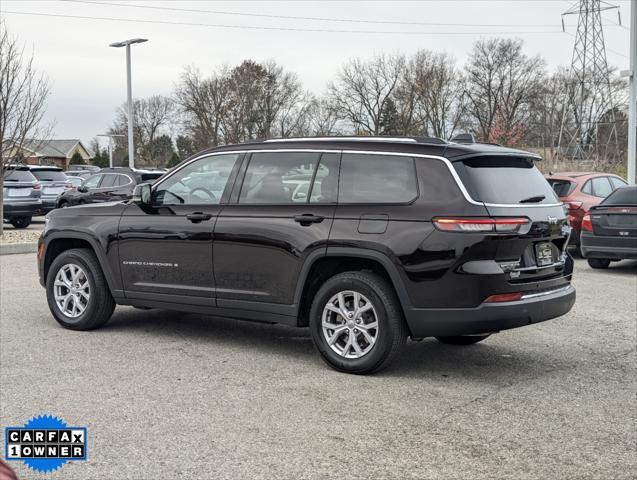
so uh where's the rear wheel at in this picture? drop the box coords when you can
[46,248,115,330]
[9,216,31,229]
[436,334,491,345]
[309,271,407,374]
[587,258,611,269]
[59,201,69,208]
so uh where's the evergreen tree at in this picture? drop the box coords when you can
[167,152,181,168]
[69,151,86,165]
[379,98,401,136]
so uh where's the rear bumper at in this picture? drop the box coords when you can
[405,285,576,338]
[581,232,637,260]
[3,201,41,218]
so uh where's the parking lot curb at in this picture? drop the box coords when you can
[0,242,38,255]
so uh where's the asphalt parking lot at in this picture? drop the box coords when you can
[1,254,635,479]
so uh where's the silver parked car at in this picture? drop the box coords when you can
[26,166,72,214]
[2,167,42,228]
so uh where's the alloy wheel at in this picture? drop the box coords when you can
[54,263,90,318]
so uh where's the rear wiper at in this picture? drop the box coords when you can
[519,195,546,204]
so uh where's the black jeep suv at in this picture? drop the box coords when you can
[38,137,575,374]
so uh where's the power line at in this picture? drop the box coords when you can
[61,0,630,30]
[0,10,567,35]
[60,0,565,28]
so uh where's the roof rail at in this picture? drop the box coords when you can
[264,136,418,143]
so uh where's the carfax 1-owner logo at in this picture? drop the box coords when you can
[4,415,88,474]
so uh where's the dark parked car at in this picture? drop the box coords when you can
[581,185,637,269]
[56,168,164,207]
[546,172,627,253]
[38,137,576,374]
[2,167,41,228]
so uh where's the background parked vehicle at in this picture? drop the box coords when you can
[2,167,41,228]
[64,170,94,181]
[25,166,73,214]
[546,172,628,253]
[581,185,637,269]
[56,167,165,207]
[65,176,84,189]
[66,164,99,173]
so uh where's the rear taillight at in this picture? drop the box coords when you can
[433,217,531,234]
[32,183,41,190]
[484,292,523,303]
[64,183,73,189]
[567,201,582,210]
[581,213,593,232]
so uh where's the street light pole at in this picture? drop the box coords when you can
[628,0,636,184]
[97,134,124,168]
[109,38,148,170]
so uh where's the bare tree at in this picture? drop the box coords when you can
[109,95,174,167]
[174,66,230,150]
[0,20,52,232]
[465,38,545,146]
[407,50,467,139]
[329,54,405,135]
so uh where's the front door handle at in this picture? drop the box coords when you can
[294,214,325,226]
[187,212,213,223]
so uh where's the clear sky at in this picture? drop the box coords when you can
[1,0,632,148]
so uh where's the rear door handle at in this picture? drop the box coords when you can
[187,212,213,223]
[294,214,325,225]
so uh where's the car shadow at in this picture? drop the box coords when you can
[103,307,566,380]
[585,259,637,276]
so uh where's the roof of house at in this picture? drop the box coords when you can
[20,139,92,158]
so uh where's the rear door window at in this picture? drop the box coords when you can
[452,156,558,205]
[591,177,613,198]
[338,153,417,204]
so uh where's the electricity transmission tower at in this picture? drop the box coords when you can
[557,0,622,165]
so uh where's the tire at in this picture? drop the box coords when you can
[309,271,407,374]
[59,201,69,208]
[10,216,31,229]
[46,248,115,330]
[436,334,491,345]
[587,258,611,269]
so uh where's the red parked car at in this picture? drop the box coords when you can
[546,172,628,253]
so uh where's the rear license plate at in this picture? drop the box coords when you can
[535,242,554,267]
[43,187,64,195]
[8,188,31,197]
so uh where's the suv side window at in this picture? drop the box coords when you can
[591,176,613,198]
[339,153,418,204]
[100,174,117,188]
[153,153,239,205]
[83,174,102,189]
[239,152,321,204]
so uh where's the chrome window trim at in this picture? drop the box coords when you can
[265,137,418,143]
[152,148,564,208]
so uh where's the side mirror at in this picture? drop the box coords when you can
[78,186,88,193]
[132,183,152,205]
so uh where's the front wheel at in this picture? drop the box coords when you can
[309,271,407,374]
[436,334,491,345]
[587,258,611,269]
[46,248,115,330]
[9,216,31,229]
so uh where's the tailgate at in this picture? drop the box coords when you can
[591,207,637,237]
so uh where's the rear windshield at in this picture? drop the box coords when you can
[601,186,637,206]
[453,156,559,205]
[3,169,36,182]
[548,179,576,197]
[31,170,67,181]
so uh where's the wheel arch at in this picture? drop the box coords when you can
[295,247,412,329]
[43,233,119,294]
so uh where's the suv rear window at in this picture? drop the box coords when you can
[4,169,36,182]
[339,153,417,204]
[548,179,575,197]
[453,156,558,205]
[31,170,67,181]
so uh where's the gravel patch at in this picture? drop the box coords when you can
[0,229,42,245]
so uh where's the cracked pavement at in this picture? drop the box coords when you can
[1,253,635,479]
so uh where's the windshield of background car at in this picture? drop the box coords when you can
[601,186,637,206]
